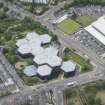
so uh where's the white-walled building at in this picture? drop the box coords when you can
[40,34,52,44]
[20,0,50,4]
[85,15,105,45]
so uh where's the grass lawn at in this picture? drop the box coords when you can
[57,19,81,34]
[97,91,105,104]
[16,69,45,86]
[64,80,105,105]
[76,15,97,27]
[63,48,92,72]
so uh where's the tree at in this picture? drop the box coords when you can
[0,11,7,19]
[3,7,9,12]
[0,3,4,8]
[64,48,70,54]
[82,64,91,72]
[95,98,102,105]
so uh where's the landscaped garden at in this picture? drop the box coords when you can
[64,80,105,105]
[63,48,92,72]
[0,12,54,85]
[2,16,52,64]
[57,19,81,34]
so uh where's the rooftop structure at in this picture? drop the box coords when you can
[24,65,37,76]
[20,0,50,4]
[61,61,76,73]
[40,34,52,44]
[4,78,14,86]
[16,32,63,78]
[16,32,52,56]
[18,44,31,55]
[26,32,39,41]
[32,46,44,56]
[44,46,59,56]
[85,15,105,45]
[34,47,62,67]
[37,65,52,76]
[16,38,28,47]
[52,14,68,24]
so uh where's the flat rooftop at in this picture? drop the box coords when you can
[85,15,105,45]
[61,61,76,73]
[24,65,37,76]
[37,65,52,76]
[16,32,52,56]
[20,0,50,4]
[34,46,62,67]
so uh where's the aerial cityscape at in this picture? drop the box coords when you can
[1,0,105,105]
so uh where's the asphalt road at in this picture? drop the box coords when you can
[0,69,104,104]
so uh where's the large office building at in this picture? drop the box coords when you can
[20,0,51,4]
[16,32,62,77]
[16,32,51,56]
[85,15,105,46]
[16,32,76,78]
[34,47,62,67]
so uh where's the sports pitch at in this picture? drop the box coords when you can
[57,19,81,34]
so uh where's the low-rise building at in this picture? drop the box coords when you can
[16,32,62,78]
[37,65,52,77]
[24,65,37,76]
[61,61,76,76]
[16,32,52,56]
[34,47,62,67]
[18,44,31,55]
[40,34,52,44]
